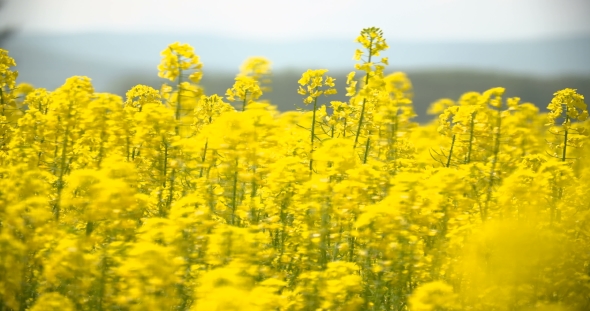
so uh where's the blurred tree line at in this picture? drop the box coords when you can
[112,69,590,123]
[0,0,15,46]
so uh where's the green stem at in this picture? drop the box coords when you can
[162,139,169,186]
[199,116,213,178]
[310,97,318,174]
[249,166,258,223]
[37,129,46,168]
[353,40,374,149]
[159,139,169,217]
[388,116,398,162]
[446,135,456,168]
[348,220,355,262]
[96,128,106,169]
[86,221,94,236]
[242,91,249,112]
[320,200,329,269]
[54,101,73,220]
[354,97,367,149]
[484,105,503,220]
[126,136,131,161]
[465,112,476,164]
[166,168,176,214]
[97,253,107,311]
[0,87,4,116]
[554,106,570,223]
[231,158,239,225]
[175,60,183,135]
[17,253,31,311]
[363,135,371,164]
[562,106,569,162]
[199,138,209,178]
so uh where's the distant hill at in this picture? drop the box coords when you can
[1,33,589,123]
[2,33,590,83]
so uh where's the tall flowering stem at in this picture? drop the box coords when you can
[446,135,456,168]
[547,89,588,161]
[297,69,336,174]
[0,49,17,114]
[158,42,203,135]
[483,87,506,221]
[546,88,588,211]
[432,101,458,167]
[50,77,93,220]
[226,76,262,112]
[352,27,389,150]
[193,94,233,178]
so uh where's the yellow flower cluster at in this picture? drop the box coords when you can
[0,27,589,311]
[158,42,203,83]
[225,57,272,111]
[238,56,272,91]
[297,69,337,105]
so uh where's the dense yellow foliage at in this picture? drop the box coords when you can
[0,28,589,311]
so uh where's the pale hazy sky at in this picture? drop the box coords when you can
[1,0,590,41]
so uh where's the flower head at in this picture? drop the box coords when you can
[297,69,336,105]
[158,42,203,83]
[547,88,588,128]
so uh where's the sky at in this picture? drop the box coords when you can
[1,0,590,42]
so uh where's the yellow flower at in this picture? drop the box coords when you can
[158,42,203,82]
[30,293,76,311]
[409,281,456,311]
[547,88,588,126]
[226,76,263,111]
[297,69,336,105]
[354,49,363,61]
[356,27,388,56]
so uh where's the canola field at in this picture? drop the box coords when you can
[0,27,589,311]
